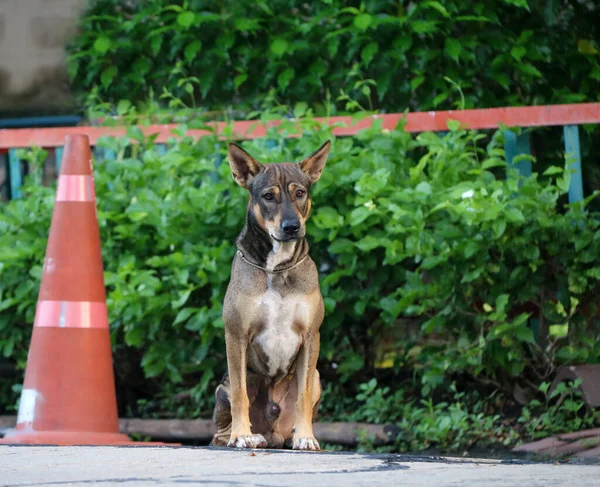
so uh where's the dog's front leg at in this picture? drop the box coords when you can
[225,331,267,449]
[292,331,321,451]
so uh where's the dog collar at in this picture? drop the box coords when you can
[235,249,309,274]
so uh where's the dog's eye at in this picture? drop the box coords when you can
[295,189,306,198]
[263,192,274,201]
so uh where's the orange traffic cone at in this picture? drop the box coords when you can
[1,135,169,446]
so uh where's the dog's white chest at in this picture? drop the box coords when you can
[253,289,309,377]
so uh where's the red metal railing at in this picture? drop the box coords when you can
[2,103,600,201]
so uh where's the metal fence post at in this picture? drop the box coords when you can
[55,147,64,174]
[504,130,532,182]
[563,125,584,204]
[8,149,22,199]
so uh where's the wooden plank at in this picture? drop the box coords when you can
[0,103,596,149]
[564,125,584,203]
[513,436,567,453]
[0,415,398,446]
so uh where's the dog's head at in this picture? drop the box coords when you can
[227,141,330,242]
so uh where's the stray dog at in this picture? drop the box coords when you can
[212,140,330,451]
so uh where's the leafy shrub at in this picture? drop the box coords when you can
[324,378,596,453]
[350,379,518,452]
[68,0,600,113]
[519,379,599,440]
[1,111,600,430]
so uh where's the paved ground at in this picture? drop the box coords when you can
[2,445,600,487]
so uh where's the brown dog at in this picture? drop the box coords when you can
[212,140,330,450]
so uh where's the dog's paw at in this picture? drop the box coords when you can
[228,433,268,449]
[292,436,320,451]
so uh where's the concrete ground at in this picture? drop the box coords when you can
[1,445,599,487]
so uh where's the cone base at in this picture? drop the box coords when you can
[0,429,177,446]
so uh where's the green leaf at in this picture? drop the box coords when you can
[327,37,340,57]
[432,92,449,107]
[411,20,438,34]
[519,63,543,78]
[455,15,491,22]
[172,290,191,309]
[505,207,525,223]
[125,327,143,347]
[549,324,569,338]
[543,165,564,176]
[143,358,165,378]
[116,100,131,116]
[496,294,509,313]
[461,268,482,283]
[234,73,248,90]
[177,11,195,28]
[93,36,111,54]
[393,35,412,52]
[488,323,512,338]
[587,267,600,280]
[411,76,425,90]
[445,38,461,62]
[515,326,535,343]
[482,158,506,170]
[421,1,450,17]
[323,297,336,313]
[502,0,530,9]
[328,238,355,254]
[271,38,289,57]
[184,41,202,63]
[294,102,308,118]
[354,13,372,30]
[133,57,151,74]
[493,219,507,238]
[355,235,383,252]
[463,241,478,259]
[174,307,197,325]
[578,40,598,55]
[483,303,493,313]
[349,206,373,226]
[447,119,461,131]
[361,42,379,66]
[354,235,384,252]
[314,206,343,229]
[101,65,118,88]
[415,181,432,195]
[151,36,162,56]
[510,46,527,62]
[277,68,295,91]
[421,255,447,269]
[491,72,510,90]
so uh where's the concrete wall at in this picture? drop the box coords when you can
[0,0,84,116]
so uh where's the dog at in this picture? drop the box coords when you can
[212,140,330,451]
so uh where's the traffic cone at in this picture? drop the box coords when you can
[1,135,170,446]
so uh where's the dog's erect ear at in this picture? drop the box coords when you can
[299,140,330,184]
[228,143,262,188]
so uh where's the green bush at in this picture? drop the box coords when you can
[1,112,600,436]
[68,0,600,113]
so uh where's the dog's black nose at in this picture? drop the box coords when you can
[281,220,300,236]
